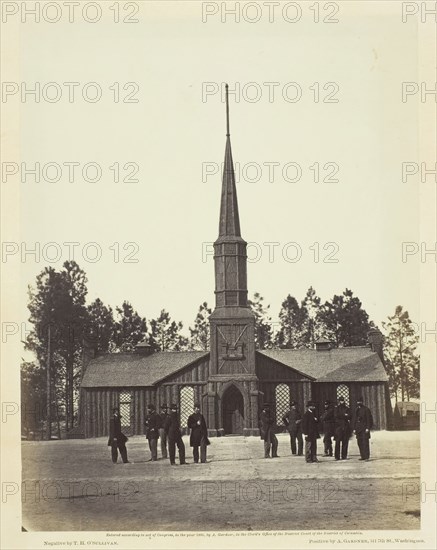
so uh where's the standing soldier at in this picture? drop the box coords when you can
[144,404,160,461]
[158,403,169,459]
[164,403,186,465]
[321,400,335,457]
[301,401,320,463]
[334,396,352,460]
[354,397,374,461]
[282,401,303,456]
[259,403,279,458]
[187,403,209,463]
[107,407,129,464]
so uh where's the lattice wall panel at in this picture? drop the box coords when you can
[119,391,132,428]
[275,384,290,424]
[336,384,350,406]
[180,386,194,428]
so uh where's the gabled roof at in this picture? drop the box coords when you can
[81,351,209,388]
[394,401,420,412]
[81,346,387,389]
[258,347,387,382]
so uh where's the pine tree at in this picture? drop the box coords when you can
[275,295,306,349]
[20,360,45,438]
[382,306,419,401]
[113,301,147,352]
[248,292,273,350]
[319,288,370,347]
[300,286,323,348]
[86,298,116,354]
[149,310,188,351]
[25,261,88,432]
[189,302,212,351]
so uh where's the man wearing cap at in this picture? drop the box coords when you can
[259,403,279,459]
[164,403,186,465]
[144,404,160,461]
[333,396,352,460]
[282,401,303,456]
[107,407,129,464]
[158,404,169,459]
[321,400,335,457]
[301,401,320,463]
[353,397,374,460]
[187,403,209,463]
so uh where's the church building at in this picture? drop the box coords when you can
[78,87,392,438]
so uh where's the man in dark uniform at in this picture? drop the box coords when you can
[187,403,209,463]
[259,403,279,458]
[301,401,320,463]
[321,400,335,457]
[333,396,352,460]
[354,397,374,460]
[282,401,303,456]
[107,407,129,464]
[145,404,160,461]
[158,403,169,459]
[164,403,186,465]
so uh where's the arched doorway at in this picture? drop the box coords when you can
[222,385,244,435]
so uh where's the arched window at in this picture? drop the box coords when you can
[275,384,290,423]
[179,386,195,428]
[336,384,350,406]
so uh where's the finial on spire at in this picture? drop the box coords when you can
[225,83,230,137]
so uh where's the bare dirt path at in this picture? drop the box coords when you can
[21,431,420,531]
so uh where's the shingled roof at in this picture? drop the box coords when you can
[81,346,387,389]
[81,351,209,388]
[258,347,387,382]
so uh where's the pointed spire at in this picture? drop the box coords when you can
[219,83,241,237]
[226,83,230,137]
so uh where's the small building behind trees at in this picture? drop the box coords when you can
[393,401,420,430]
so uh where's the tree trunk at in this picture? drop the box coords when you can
[399,327,404,402]
[56,401,61,439]
[65,377,69,431]
[68,354,74,428]
[46,325,52,441]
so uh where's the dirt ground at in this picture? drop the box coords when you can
[21,431,420,531]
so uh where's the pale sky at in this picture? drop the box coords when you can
[2,1,431,346]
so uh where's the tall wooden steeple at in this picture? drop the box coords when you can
[214,84,248,309]
[209,84,256,379]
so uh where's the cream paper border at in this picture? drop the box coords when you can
[1,1,436,549]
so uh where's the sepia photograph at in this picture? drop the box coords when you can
[1,1,435,549]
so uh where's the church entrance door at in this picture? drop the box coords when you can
[222,385,244,435]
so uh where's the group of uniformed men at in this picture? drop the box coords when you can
[108,402,209,465]
[109,397,374,465]
[261,397,374,462]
